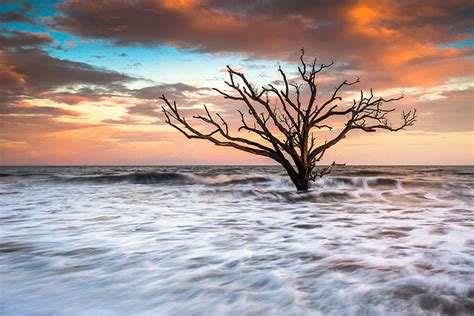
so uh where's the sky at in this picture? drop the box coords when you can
[0,0,473,165]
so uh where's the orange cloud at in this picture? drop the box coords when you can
[53,0,473,89]
[1,0,472,165]
[0,62,26,86]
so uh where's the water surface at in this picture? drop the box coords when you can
[0,166,473,315]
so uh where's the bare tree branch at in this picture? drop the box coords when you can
[160,50,417,191]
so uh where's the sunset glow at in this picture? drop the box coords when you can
[1,0,472,165]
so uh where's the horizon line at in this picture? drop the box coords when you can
[1,164,473,167]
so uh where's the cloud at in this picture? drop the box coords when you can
[0,103,81,116]
[133,82,203,100]
[41,86,124,105]
[96,82,208,124]
[412,88,474,133]
[53,1,473,55]
[0,1,35,24]
[5,48,131,94]
[0,30,133,105]
[0,46,135,116]
[101,116,147,125]
[0,31,53,48]
[0,30,134,110]
[53,0,311,54]
[0,115,100,134]
[0,29,140,158]
[0,54,26,88]
[1,0,472,165]
[127,103,161,116]
[52,0,473,88]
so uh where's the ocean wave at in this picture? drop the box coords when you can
[2,167,470,194]
[343,170,402,177]
[63,172,278,186]
[63,173,405,190]
[67,172,195,184]
[0,172,51,177]
[211,175,275,185]
[316,177,400,189]
[199,188,356,203]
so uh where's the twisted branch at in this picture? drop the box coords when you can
[161,49,417,190]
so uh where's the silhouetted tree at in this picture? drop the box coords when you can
[161,50,416,191]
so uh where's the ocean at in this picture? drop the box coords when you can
[0,165,473,315]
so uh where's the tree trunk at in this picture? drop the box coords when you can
[280,160,310,192]
[289,173,309,192]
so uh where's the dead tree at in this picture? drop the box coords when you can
[160,50,416,191]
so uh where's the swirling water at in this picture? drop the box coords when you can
[0,165,473,315]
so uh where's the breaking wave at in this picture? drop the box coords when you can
[63,172,277,186]
[67,172,194,185]
[1,168,471,196]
